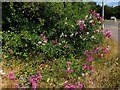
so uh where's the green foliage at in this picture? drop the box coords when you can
[2,2,104,60]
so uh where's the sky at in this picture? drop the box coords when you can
[92,0,119,6]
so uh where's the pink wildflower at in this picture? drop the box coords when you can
[36,71,40,75]
[65,85,70,88]
[84,50,88,54]
[37,76,42,80]
[100,53,103,56]
[78,82,84,88]
[70,85,76,89]
[15,84,19,88]
[89,65,93,70]
[64,81,69,86]
[88,57,93,62]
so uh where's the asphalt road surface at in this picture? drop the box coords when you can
[104,20,120,43]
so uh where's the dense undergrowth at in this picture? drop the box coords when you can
[1,2,120,89]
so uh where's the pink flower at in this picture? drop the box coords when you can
[43,39,48,43]
[37,76,42,80]
[66,69,73,73]
[64,81,69,86]
[89,51,93,56]
[15,84,19,88]
[88,57,93,62]
[100,54,104,58]
[52,40,57,45]
[70,85,76,89]
[32,82,37,88]
[94,47,100,53]
[10,76,14,80]
[52,32,54,34]
[80,25,84,30]
[77,20,84,25]
[65,85,70,88]
[89,65,93,70]
[40,34,44,38]
[67,62,71,65]
[84,50,88,54]
[83,64,88,70]
[78,82,83,88]
[32,75,35,79]
[101,48,106,51]
[29,79,33,83]
[9,72,14,76]
[36,71,40,75]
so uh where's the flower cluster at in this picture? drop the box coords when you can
[66,62,73,73]
[38,34,48,45]
[9,72,15,80]
[104,29,112,38]
[77,20,85,31]
[64,81,83,89]
[28,71,42,88]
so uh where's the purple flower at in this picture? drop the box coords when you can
[15,84,19,88]
[80,25,84,30]
[89,65,93,70]
[10,76,14,80]
[36,71,40,75]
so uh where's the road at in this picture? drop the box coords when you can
[104,20,120,43]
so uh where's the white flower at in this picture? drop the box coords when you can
[38,41,42,44]
[89,20,94,23]
[86,32,89,35]
[42,43,45,46]
[64,35,67,37]
[89,15,92,19]
[82,73,85,76]
[91,36,95,39]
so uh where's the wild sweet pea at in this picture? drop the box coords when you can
[15,84,19,88]
[104,29,112,38]
[88,56,93,62]
[9,72,15,80]
[82,63,88,70]
[78,82,84,89]
[84,50,88,55]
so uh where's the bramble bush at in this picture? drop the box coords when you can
[3,3,105,60]
[2,2,90,60]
